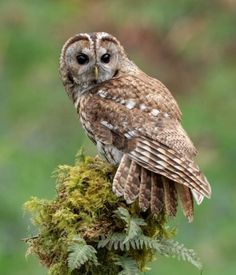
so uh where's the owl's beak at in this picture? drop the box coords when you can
[94,65,99,81]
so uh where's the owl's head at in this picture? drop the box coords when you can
[60,32,137,99]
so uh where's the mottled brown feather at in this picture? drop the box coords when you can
[124,161,141,203]
[162,177,178,217]
[113,154,131,197]
[150,173,164,214]
[176,184,194,222]
[139,168,151,211]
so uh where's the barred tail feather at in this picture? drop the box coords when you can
[113,154,131,197]
[124,160,141,203]
[113,156,201,222]
[139,168,151,211]
[150,173,164,214]
[176,184,194,222]
[163,178,178,217]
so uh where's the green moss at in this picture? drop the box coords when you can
[24,152,201,274]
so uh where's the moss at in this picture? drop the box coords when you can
[24,152,200,274]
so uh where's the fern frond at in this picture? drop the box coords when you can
[156,239,203,270]
[98,233,127,251]
[98,233,155,251]
[114,207,131,223]
[124,217,146,243]
[67,236,98,271]
[114,256,140,275]
[114,207,146,243]
[98,233,202,270]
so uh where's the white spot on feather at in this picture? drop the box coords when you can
[119,98,126,104]
[124,133,131,138]
[150,109,160,116]
[98,90,108,98]
[164,113,169,118]
[101,120,114,130]
[140,103,147,111]
[124,130,137,139]
[126,100,136,110]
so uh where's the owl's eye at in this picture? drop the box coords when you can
[76,53,89,65]
[101,53,111,64]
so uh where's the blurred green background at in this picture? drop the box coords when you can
[1,0,236,274]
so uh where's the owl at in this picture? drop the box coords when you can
[59,32,211,222]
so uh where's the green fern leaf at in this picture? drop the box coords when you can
[98,232,202,270]
[154,239,203,270]
[114,207,146,243]
[114,256,140,275]
[124,218,142,243]
[98,233,128,251]
[67,236,98,271]
[114,207,130,223]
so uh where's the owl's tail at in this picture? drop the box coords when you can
[113,154,194,222]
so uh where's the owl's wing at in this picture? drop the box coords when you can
[136,73,182,120]
[93,74,195,156]
[86,74,211,201]
[127,137,211,202]
[100,73,181,117]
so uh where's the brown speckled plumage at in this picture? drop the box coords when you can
[59,32,211,222]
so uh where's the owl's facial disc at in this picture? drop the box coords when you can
[64,36,96,88]
[62,33,125,94]
[94,37,120,83]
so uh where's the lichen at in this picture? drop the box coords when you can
[24,151,202,274]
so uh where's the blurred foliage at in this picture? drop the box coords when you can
[0,0,236,274]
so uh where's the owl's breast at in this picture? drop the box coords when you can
[76,93,123,164]
[76,94,97,144]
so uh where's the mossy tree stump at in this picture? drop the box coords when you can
[24,151,202,275]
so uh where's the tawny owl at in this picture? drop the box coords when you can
[59,32,211,222]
